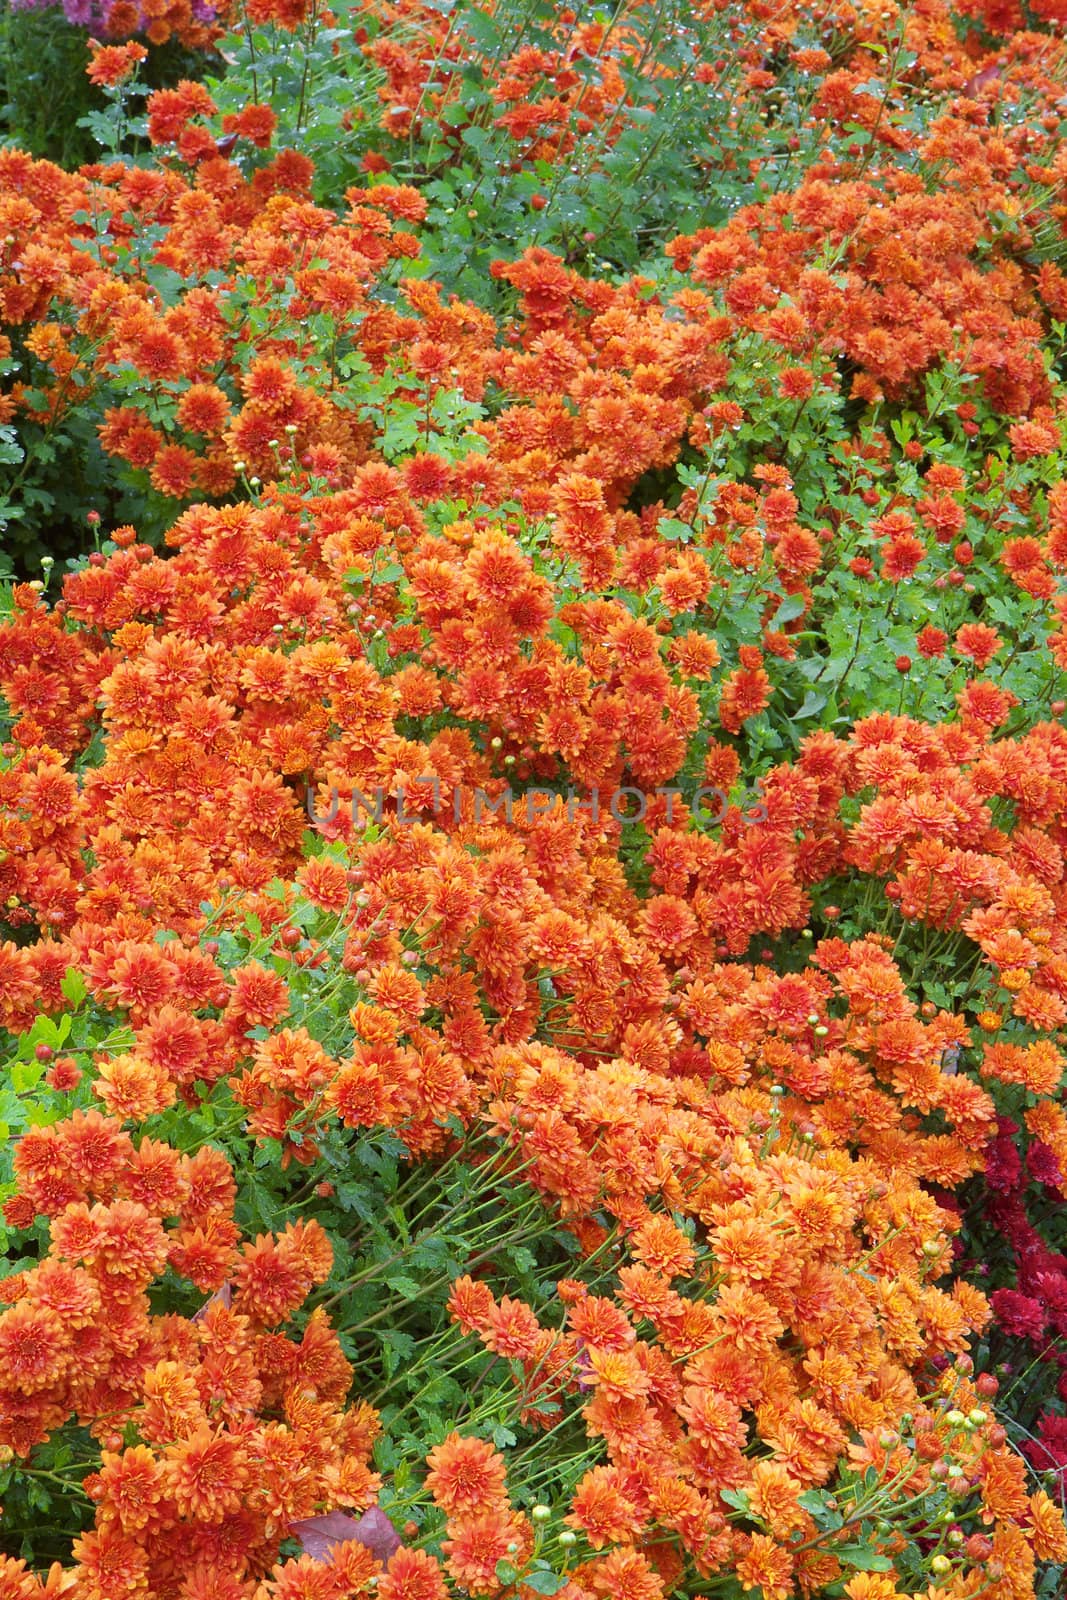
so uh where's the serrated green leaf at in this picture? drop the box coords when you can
[60,969,87,1007]
[835,1545,892,1571]
[11,1061,43,1095]
[721,1488,751,1513]
[797,1490,832,1513]
[523,1571,567,1595]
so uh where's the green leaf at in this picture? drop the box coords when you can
[460,125,495,160]
[460,8,501,52]
[11,1061,43,1094]
[795,689,829,719]
[797,1490,832,1514]
[336,1182,376,1222]
[796,1488,844,1529]
[835,1545,892,1571]
[385,1275,421,1300]
[495,1561,520,1586]
[380,1329,416,1372]
[721,1488,751,1513]
[61,968,87,1006]
[771,593,808,627]
[523,1571,567,1595]
[658,516,693,543]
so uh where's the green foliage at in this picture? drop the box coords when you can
[203,0,911,308]
[0,6,211,167]
[0,5,103,169]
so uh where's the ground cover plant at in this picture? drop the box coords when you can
[1,0,1067,1596]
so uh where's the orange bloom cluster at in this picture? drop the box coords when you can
[7,32,1067,535]
[343,0,1067,242]
[360,0,634,155]
[0,1112,388,1596]
[3,609,1067,1587]
[3,3,1067,1593]
[5,940,1065,1596]
[654,1,1067,409]
[442,1012,1064,1596]
[1,466,1064,1587]
[96,0,225,51]
[0,143,737,534]
[669,152,1063,413]
[421,1432,534,1594]
[0,479,1063,1145]
[0,145,439,499]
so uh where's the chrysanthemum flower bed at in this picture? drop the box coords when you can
[0,0,1066,1596]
